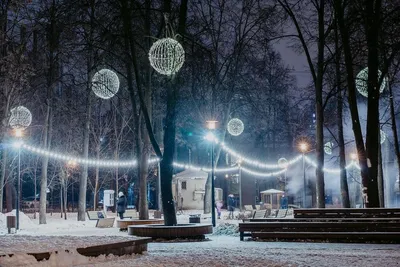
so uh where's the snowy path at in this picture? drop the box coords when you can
[87,236,400,267]
[1,211,400,266]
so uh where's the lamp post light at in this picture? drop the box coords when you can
[299,142,308,208]
[206,120,217,227]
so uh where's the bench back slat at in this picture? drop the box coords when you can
[96,218,115,228]
[87,210,107,220]
[253,210,266,219]
[123,209,138,219]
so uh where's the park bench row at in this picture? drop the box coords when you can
[87,209,138,228]
[239,208,400,243]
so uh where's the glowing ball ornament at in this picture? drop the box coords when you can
[148,37,185,76]
[8,106,32,129]
[91,69,120,99]
[227,118,244,136]
[278,158,288,168]
[324,141,333,155]
[380,130,386,144]
[355,67,387,98]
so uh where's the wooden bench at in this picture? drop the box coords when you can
[123,209,138,219]
[239,220,400,241]
[252,232,400,242]
[294,208,400,218]
[240,208,400,242]
[87,210,115,228]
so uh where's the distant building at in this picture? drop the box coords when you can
[172,170,223,210]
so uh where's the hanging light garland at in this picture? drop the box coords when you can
[227,118,244,136]
[9,106,32,129]
[91,69,120,99]
[19,142,361,174]
[355,67,387,97]
[148,37,185,76]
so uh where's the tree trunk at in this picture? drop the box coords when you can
[389,82,400,180]
[377,142,385,207]
[160,76,178,226]
[60,183,63,218]
[334,17,350,208]
[314,0,325,208]
[40,103,51,224]
[64,178,67,220]
[93,145,100,211]
[364,0,382,207]
[139,138,150,220]
[6,182,12,212]
[334,0,370,201]
[0,149,7,212]
[78,91,91,221]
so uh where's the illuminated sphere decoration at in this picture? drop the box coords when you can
[324,141,333,155]
[91,69,120,99]
[148,37,185,76]
[9,106,32,129]
[278,158,288,168]
[380,130,386,144]
[227,118,244,136]
[355,67,387,98]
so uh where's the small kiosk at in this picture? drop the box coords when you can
[260,189,285,210]
[103,190,115,213]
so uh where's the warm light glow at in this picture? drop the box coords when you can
[350,153,357,160]
[299,143,308,152]
[206,120,218,130]
[67,160,77,168]
[14,128,23,137]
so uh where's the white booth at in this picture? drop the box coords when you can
[103,190,115,213]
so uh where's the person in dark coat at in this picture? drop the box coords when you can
[228,194,236,219]
[117,192,127,219]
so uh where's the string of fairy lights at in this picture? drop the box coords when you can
[18,141,361,178]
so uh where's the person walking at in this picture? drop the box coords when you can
[117,192,127,219]
[216,200,223,219]
[228,194,236,219]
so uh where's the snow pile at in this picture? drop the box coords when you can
[4,210,35,228]
[212,222,239,236]
[0,212,7,229]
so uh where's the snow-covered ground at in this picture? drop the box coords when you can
[1,210,400,267]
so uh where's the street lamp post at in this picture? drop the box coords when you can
[238,160,242,211]
[206,120,217,227]
[211,139,215,226]
[17,145,21,230]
